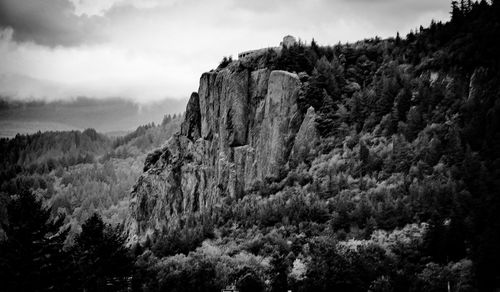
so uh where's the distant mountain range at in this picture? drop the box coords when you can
[0,96,187,137]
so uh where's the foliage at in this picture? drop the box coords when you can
[0,192,72,291]
[1,1,500,291]
[71,213,133,291]
[0,117,181,243]
[128,2,499,291]
[218,56,233,69]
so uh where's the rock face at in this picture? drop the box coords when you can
[127,64,318,242]
[180,92,201,141]
[290,106,319,166]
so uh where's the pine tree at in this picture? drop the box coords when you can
[451,1,463,22]
[72,213,133,292]
[0,191,72,292]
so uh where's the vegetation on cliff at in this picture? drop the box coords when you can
[130,1,500,291]
[1,1,500,291]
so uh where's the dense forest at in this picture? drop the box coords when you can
[1,1,500,291]
[0,115,181,243]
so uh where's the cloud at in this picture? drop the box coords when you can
[0,27,197,102]
[331,0,450,31]
[229,0,301,13]
[0,0,451,104]
[228,0,450,39]
[0,0,105,46]
[70,0,180,16]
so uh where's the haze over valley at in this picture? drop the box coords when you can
[0,97,187,137]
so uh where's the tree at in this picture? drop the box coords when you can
[451,1,464,22]
[394,87,412,122]
[72,213,133,292]
[359,141,370,165]
[269,251,290,292]
[218,56,233,69]
[405,106,423,141]
[237,268,265,292]
[0,191,72,292]
[161,114,172,126]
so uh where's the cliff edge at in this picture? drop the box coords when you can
[127,61,318,242]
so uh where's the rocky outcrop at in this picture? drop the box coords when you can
[290,106,320,166]
[127,63,318,242]
[468,67,488,102]
[180,92,201,141]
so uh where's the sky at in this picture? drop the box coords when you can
[0,0,451,103]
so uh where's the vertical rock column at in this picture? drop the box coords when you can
[256,70,302,181]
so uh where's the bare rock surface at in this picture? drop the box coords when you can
[127,64,312,242]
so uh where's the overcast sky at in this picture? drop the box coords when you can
[0,0,451,103]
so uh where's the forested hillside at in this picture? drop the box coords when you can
[127,1,500,291]
[0,115,181,242]
[1,1,500,291]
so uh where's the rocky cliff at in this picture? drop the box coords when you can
[127,62,319,242]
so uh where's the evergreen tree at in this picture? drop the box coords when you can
[395,32,401,45]
[0,191,72,292]
[269,251,290,292]
[72,213,133,292]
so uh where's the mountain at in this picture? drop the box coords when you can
[126,2,500,291]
